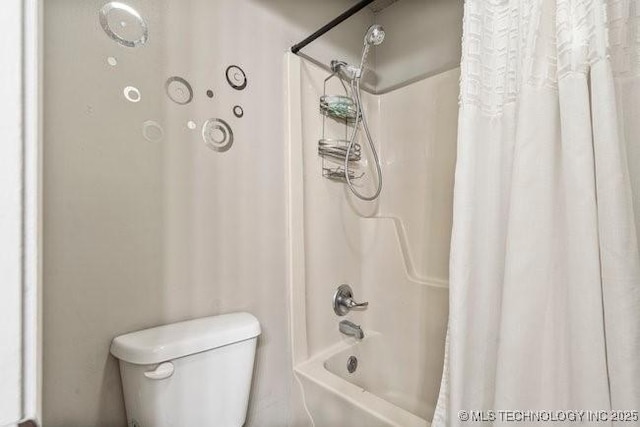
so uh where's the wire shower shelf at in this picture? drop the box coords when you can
[318,73,363,181]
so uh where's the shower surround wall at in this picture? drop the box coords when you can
[374,0,463,92]
[43,1,373,426]
[286,54,459,425]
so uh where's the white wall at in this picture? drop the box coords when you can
[0,1,41,424]
[378,69,459,282]
[43,1,372,426]
[0,0,25,423]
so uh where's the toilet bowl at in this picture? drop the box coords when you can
[110,312,261,427]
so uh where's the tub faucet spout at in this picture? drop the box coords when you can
[339,320,364,340]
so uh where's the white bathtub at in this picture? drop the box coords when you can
[295,332,437,427]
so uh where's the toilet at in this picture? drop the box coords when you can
[110,312,261,427]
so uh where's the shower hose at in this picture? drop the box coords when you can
[344,77,383,201]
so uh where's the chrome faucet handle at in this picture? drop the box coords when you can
[344,299,368,309]
[333,284,369,316]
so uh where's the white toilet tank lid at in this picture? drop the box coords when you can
[110,312,261,365]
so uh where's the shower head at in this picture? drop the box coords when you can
[356,25,385,79]
[364,24,385,46]
[332,25,386,81]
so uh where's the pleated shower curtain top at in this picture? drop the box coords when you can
[434,0,640,425]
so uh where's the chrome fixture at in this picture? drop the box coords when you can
[339,320,364,340]
[330,60,360,81]
[364,23,386,45]
[330,59,348,72]
[330,24,385,201]
[359,24,385,77]
[329,24,385,82]
[333,284,369,316]
[329,25,386,81]
[347,355,358,373]
[318,138,362,162]
[318,73,366,181]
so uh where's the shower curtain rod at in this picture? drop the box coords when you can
[290,0,375,54]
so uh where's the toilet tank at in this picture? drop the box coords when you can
[110,312,261,427]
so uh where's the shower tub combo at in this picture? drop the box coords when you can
[285,41,459,426]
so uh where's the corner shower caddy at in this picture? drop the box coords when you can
[318,73,364,181]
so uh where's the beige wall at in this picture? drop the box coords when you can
[374,0,463,92]
[43,1,372,426]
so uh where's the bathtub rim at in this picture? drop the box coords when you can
[294,335,430,427]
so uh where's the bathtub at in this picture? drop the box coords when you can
[295,332,436,427]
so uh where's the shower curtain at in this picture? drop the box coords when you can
[434,0,640,425]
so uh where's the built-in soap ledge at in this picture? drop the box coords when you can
[358,217,448,289]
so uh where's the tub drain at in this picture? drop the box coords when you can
[347,356,358,373]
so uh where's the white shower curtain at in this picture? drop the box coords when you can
[434,0,640,425]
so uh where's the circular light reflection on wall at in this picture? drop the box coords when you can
[142,120,163,142]
[202,118,233,152]
[165,76,193,105]
[123,86,141,103]
[99,2,148,48]
[233,105,244,118]
[225,65,247,90]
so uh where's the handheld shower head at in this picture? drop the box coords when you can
[331,25,386,81]
[357,24,385,78]
[364,24,385,46]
